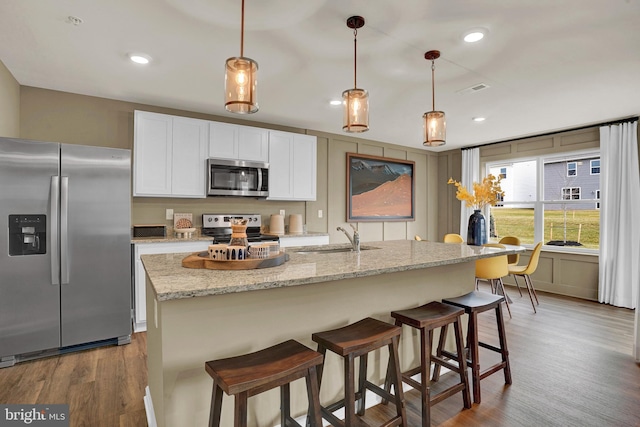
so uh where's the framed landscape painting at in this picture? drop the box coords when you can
[346,153,415,222]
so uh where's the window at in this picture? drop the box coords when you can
[591,159,600,175]
[488,150,600,251]
[499,167,507,179]
[562,187,580,200]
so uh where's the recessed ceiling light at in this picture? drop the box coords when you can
[129,53,151,64]
[472,117,486,122]
[463,29,487,43]
[329,100,342,106]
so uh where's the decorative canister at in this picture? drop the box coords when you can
[208,244,228,260]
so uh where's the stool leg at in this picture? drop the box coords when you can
[357,354,368,415]
[234,391,248,427]
[344,354,356,426]
[453,317,472,409]
[305,365,323,427]
[432,324,448,382]
[468,312,481,404]
[281,383,290,426]
[420,326,431,427]
[495,304,513,385]
[389,336,407,426]
[208,382,224,427]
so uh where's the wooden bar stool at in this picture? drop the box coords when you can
[311,317,407,427]
[439,291,512,404]
[384,301,471,427]
[205,339,324,427]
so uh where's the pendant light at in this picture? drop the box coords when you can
[225,0,258,114]
[423,50,445,146]
[342,16,369,133]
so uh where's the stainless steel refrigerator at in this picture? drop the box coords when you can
[0,138,132,367]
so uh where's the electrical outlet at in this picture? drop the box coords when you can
[279,209,285,216]
[318,209,323,218]
[165,209,174,220]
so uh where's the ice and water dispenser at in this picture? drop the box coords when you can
[8,214,47,256]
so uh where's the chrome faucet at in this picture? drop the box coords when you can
[337,224,360,253]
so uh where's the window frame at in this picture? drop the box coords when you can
[567,161,577,177]
[590,159,600,175]
[486,148,600,254]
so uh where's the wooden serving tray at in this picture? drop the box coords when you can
[182,251,289,270]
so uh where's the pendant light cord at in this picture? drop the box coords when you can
[240,0,245,57]
[353,28,358,89]
[431,60,435,111]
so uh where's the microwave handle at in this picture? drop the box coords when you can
[257,168,263,190]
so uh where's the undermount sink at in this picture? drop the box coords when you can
[293,246,380,255]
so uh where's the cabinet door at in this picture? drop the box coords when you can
[237,125,269,162]
[208,121,239,159]
[267,131,294,199]
[134,111,173,196]
[292,134,317,200]
[172,117,208,197]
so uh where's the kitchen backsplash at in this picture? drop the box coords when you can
[132,197,306,229]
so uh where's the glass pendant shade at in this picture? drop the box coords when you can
[343,88,369,132]
[423,111,446,146]
[225,57,258,114]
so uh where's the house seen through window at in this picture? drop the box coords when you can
[488,151,600,250]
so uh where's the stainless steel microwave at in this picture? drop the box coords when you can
[206,158,269,197]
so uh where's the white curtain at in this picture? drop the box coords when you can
[598,121,640,310]
[459,148,481,236]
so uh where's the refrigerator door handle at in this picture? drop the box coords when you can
[50,176,60,285]
[61,176,70,285]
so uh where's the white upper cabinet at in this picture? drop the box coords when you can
[268,131,317,201]
[134,111,208,198]
[209,122,268,162]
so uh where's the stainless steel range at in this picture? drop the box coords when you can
[202,214,280,244]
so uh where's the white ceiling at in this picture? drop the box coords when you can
[1,0,639,151]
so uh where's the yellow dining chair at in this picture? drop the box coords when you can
[508,242,542,313]
[475,243,512,318]
[499,236,523,296]
[444,233,464,243]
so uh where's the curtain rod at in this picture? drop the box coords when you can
[461,115,639,151]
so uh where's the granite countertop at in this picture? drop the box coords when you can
[142,240,523,302]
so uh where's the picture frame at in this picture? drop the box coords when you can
[346,152,415,222]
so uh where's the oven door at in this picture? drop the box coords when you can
[207,158,269,197]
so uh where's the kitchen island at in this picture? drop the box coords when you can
[142,240,521,427]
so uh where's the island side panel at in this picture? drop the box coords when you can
[149,261,475,427]
[145,273,164,427]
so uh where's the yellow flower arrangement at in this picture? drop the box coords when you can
[448,174,505,210]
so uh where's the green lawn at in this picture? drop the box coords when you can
[490,208,600,249]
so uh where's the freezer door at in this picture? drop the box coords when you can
[60,144,132,347]
[0,138,61,358]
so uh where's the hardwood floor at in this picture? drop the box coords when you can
[0,332,148,427]
[0,286,638,426]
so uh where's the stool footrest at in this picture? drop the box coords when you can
[478,341,502,353]
[479,362,509,381]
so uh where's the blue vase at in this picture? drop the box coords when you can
[467,210,487,246]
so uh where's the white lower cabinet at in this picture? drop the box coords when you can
[133,241,211,332]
